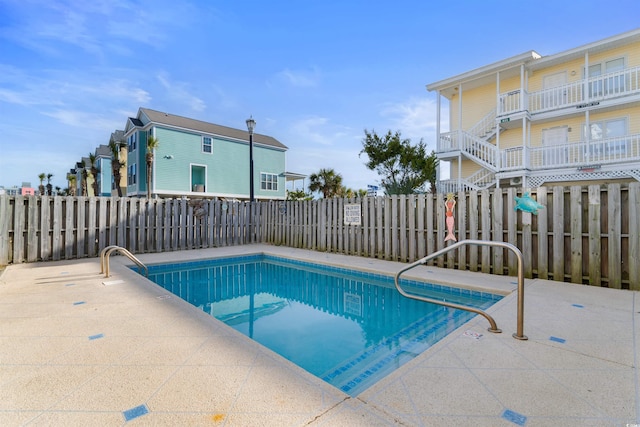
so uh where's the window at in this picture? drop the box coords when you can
[127,133,137,152]
[261,173,278,191]
[587,57,625,97]
[202,136,212,153]
[583,117,628,157]
[127,164,137,185]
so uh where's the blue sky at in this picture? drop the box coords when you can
[1,0,638,193]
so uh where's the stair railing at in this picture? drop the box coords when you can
[100,245,148,278]
[394,239,527,340]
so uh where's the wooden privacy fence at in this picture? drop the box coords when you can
[0,197,259,265]
[1,182,638,290]
[261,183,639,290]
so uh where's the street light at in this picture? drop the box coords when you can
[246,116,256,202]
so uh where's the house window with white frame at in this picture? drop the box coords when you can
[583,117,628,157]
[587,57,625,97]
[127,164,137,185]
[127,133,137,153]
[261,173,278,191]
[202,136,212,153]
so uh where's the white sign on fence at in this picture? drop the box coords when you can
[343,203,361,225]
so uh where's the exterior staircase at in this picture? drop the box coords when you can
[440,109,500,192]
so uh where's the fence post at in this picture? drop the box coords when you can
[0,195,10,265]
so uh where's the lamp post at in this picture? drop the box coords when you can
[246,116,256,202]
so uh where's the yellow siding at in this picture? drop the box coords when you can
[451,83,497,130]
[443,158,482,179]
[498,75,521,93]
[528,40,640,92]
[449,94,459,131]
[496,128,526,149]
[460,159,480,177]
[528,58,585,91]
[589,108,640,136]
[588,42,640,68]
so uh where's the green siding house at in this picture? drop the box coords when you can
[123,108,289,200]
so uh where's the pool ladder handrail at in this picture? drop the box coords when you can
[394,239,527,340]
[100,245,148,278]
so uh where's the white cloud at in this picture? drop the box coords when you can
[157,72,206,112]
[380,97,439,149]
[281,115,378,191]
[0,89,32,106]
[0,0,194,59]
[0,66,151,108]
[274,67,321,88]
[289,116,354,147]
[42,109,123,131]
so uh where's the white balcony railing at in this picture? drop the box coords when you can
[499,65,640,116]
[501,134,640,170]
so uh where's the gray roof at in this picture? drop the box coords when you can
[95,144,111,157]
[137,107,288,150]
[110,130,125,143]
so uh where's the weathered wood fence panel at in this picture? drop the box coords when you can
[1,183,638,290]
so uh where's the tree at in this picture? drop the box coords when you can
[146,135,160,198]
[38,173,46,195]
[88,153,99,196]
[67,174,77,196]
[46,173,53,196]
[109,138,125,197]
[360,130,438,195]
[81,169,88,196]
[286,189,313,201]
[308,168,343,198]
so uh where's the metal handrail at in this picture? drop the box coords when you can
[100,245,148,278]
[394,239,527,340]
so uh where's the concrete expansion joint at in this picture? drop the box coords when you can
[304,396,351,424]
[536,340,634,369]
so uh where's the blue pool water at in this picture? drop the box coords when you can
[140,254,502,396]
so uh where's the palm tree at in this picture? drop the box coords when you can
[37,173,46,195]
[146,135,160,198]
[67,173,77,196]
[88,153,99,196]
[81,169,88,196]
[46,173,53,196]
[109,138,125,197]
[308,168,343,198]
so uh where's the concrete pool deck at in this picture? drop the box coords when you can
[0,244,638,426]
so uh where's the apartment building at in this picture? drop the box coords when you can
[427,29,640,191]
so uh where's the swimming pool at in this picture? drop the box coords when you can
[140,254,502,396]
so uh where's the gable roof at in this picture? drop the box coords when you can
[133,108,287,150]
[94,144,111,158]
[110,130,125,143]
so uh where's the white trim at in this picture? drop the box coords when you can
[259,172,279,192]
[202,136,213,154]
[189,163,208,193]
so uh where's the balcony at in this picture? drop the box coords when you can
[499,65,640,117]
[505,133,640,171]
[439,134,640,192]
